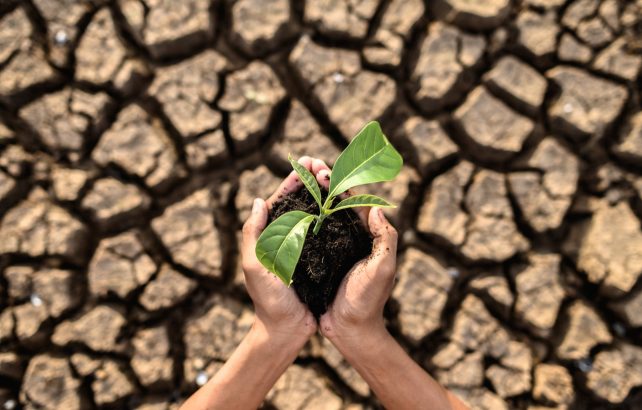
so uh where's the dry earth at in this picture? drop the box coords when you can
[1,0,642,409]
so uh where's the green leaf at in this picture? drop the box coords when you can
[328,121,403,201]
[289,154,323,210]
[255,210,315,286]
[330,194,396,213]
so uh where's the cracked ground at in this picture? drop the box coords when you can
[1,0,642,408]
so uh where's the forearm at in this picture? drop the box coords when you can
[331,326,467,410]
[181,320,306,410]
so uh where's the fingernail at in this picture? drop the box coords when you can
[252,198,261,214]
[298,156,311,165]
[313,158,326,169]
[318,169,330,180]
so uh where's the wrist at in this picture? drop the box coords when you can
[195,315,311,409]
[251,316,313,355]
[330,324,399,385]
[324,316,390,358]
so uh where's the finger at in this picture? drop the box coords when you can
[267,170,300,208]
[298,156,314,169]
[241,198,268,272]
[265,157,313,208]
[317,169,331,189]
[311,158,330,176]
[367,207,398,276]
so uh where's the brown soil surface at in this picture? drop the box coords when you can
[1,0,642,408]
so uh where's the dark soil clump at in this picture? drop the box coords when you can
[269,188,373,318]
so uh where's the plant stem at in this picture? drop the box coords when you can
[314,193,337,235]
[313,213,327,235]
[322,195,334,212]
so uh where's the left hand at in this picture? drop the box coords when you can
[240,157,329,344]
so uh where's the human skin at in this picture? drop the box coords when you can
[181,157,468,410]
[180,157,323,409]
[315,164,469,410]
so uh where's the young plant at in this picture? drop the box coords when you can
[255,121,403,286]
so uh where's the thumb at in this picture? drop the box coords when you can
[367,207,398,276]
[241,198,268,264]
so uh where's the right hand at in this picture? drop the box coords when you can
[312,163,399,343]
[319,207,398,342]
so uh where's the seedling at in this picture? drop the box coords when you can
[255,121,403,286]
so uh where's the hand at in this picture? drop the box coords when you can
[240,157,330,344]
[320,207,398,341]
[312,161,399,344]
[183,160,330,410]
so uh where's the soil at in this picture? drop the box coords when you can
[269,188,373,318]
[6,0,642,406]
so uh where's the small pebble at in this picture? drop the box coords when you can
[30,294,43,307]
[447,267,460,279]
[612,322,625,337]
[196,371,208,386]
[563,103,573,113]
[606,189,623,205]
[3,400,16,410]
[577,358,592,373]
[402,230,415,244]
[332,72,344,83]
[54,30,68,45]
